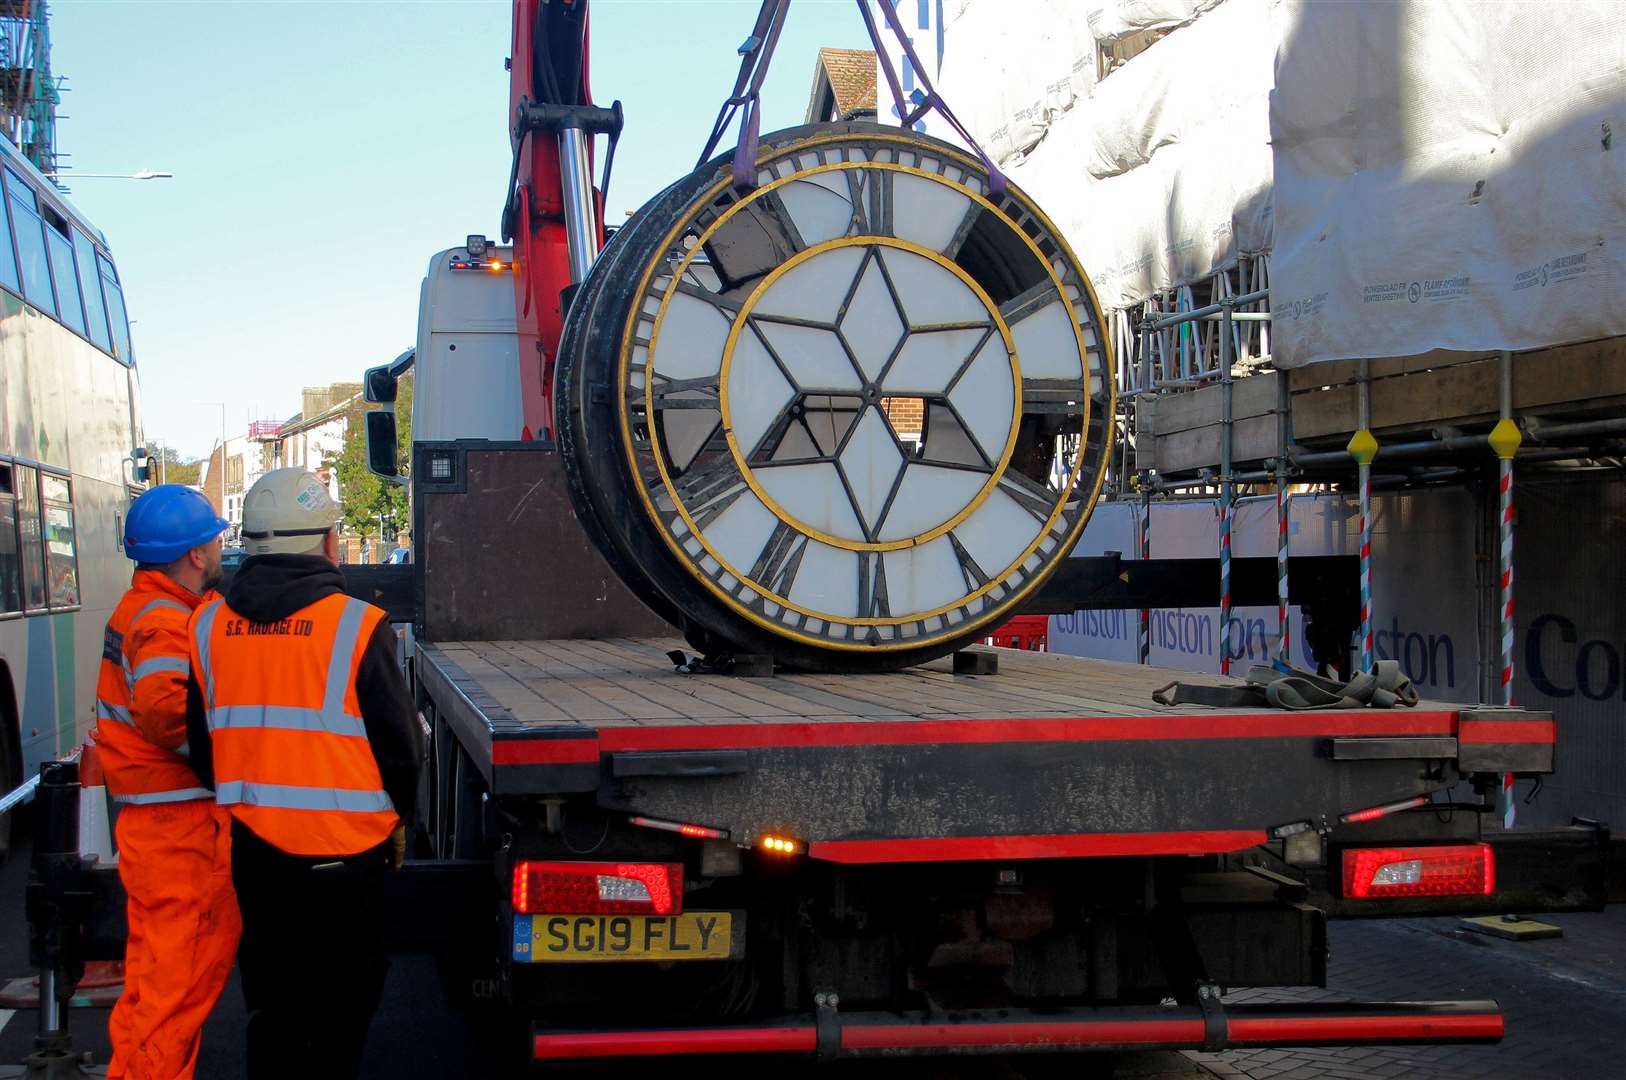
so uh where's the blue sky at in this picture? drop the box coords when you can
[51,0,871,457]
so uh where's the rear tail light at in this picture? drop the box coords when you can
[512,861,683,915]
[1341,843,1494,899]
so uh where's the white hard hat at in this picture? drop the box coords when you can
[241,468,341,556]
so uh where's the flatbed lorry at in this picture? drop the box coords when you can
[348,236,1596,1066]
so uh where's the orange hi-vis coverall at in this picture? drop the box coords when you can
[93,570,241,1080]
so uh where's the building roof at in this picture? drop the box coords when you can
[277,391,363,437]
[807,47,878,123]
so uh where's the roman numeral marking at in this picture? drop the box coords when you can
[674,281,742,319]
[759,192,808,258]
[844,168,872,236]
[857,551,890,620]
[668,455,746,528]
[947,532,990,593]
[647,375,721,408]
[942,201,983,259]
[999,281,1061,326]
[865,169,894,237]
[999,470,1059,524]
[749,521,808,597]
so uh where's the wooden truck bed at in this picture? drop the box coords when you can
[416,638,1554,862]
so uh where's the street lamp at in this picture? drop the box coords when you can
[43,170,173,180]
[200,402,227,529]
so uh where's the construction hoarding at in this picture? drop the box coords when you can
[1052,481,1626,826]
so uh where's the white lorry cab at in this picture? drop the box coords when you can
[365,237,525,453]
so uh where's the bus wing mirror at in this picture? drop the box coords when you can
[131,446,151,484]
[364,364,397,404]
[365,411,399,478]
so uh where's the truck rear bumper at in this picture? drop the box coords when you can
[531,1000,1502,1061]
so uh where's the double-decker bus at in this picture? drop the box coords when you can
[0,136,145,859]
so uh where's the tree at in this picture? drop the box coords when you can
[151,446,202,486]
[329,373,413,537]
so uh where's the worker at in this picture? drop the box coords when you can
[94,485,240,1080]
[184,468,422,1079]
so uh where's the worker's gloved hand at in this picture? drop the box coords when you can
[389,824,407,870]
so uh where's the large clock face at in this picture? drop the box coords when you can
[558,126,1114,668]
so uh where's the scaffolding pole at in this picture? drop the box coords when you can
[1139,484,1151,665]
[1275,369,1291,670]
[1218,297,1234,675]
[1348,361,1377,675]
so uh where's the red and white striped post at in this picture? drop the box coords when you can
[1489,409,1522,828]
[1347,428,1378,673]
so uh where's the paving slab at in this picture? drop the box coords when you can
[1187,906,1626,1079]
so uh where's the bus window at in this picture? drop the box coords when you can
[0,182,20,297]
[41,474,78,608]
[5,170,56,318]
[96,253,133,364]
[0,463,19,613]
[15,464,45,611]
[72,229,112,351]
[44,217,85,336]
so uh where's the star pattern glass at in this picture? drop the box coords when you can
[736,245,1010,545]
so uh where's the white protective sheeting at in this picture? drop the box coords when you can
[1269,0,1626,366]
[1006,0,1276,311]
[939,0,1096,165]
[1085,0,1225,44]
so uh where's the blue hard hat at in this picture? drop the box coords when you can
[124,485,230,564]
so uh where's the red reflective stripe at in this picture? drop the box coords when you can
[1456,719,1555,744]
[533,1027,817,1060]
[491,712,1460,764]
[597,714,1459,750]
[492,739,598,765]
[808,831,1267,863]
[840,1019,1206,1050]
[1228,1012,1504,1044]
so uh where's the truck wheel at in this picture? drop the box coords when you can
[555,121,1115,672]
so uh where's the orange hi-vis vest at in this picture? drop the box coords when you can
[94,571,213,805]
[190,592,398,857]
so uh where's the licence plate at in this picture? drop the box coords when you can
[512,912,736,963]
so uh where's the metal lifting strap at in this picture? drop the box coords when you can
[698,1,1006,197]
[697,0,793,189]
[857,0,1005,197]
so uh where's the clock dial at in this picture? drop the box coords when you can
[556,125,1114,670]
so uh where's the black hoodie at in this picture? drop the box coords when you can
[185,554,423,823]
